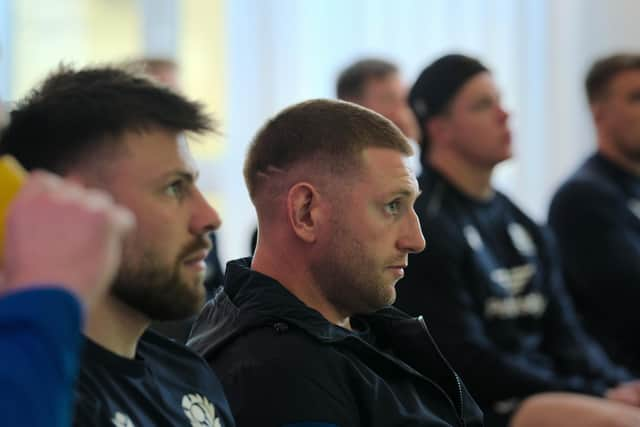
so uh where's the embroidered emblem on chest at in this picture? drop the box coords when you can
[112,412,135,427]
[627,198,640,220]
[182,393,222,427]
[485,264,546,318]
[507,222,536,256]
[463,225,484,250]
[490,264,536,295]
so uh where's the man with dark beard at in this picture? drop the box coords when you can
[549,54,640,375]
[0,66,235,427]
[126,56,226,343]
[188,99,484,427]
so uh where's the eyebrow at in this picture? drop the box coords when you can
[161,170,199,183]
[391,189,422,199]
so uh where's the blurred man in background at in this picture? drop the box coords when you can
[549,53,640,375]
[337,58,420,143]
[127,57,180,90]
[396,53,640,427]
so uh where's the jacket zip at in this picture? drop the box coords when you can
[418,316,466,427]
[339,320,466,427]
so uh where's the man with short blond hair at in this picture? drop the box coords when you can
[189,99,483,427]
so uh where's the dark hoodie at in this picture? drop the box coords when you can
[188,258,483,427]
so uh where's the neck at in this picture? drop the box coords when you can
[598,137,640,176]
[428,149,494,200]
[252,238,352,330]
[84,295,149,359]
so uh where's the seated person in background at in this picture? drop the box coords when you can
[336,58,421,143]
[395,53,640,427]
[549,54,640,375]
[125,57,181,90]
[188,99,483,427]
[0,171,133,427]
[249,58,422,254]
[0,65,235,427]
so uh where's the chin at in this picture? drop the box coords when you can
[378,285,397,308]
[387,288,398,305]
[188,285,207,305]
[180,270,206,288]
[492,152,512,165]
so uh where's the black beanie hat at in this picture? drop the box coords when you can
[409,54,488,130]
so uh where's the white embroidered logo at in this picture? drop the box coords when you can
[490,264,536,296]
[485,292,547,319]
[627,198,640,220]
[182,393,222,427]
[485,264,547,319]
[507,222,536,256]
[111,412,135,427]
[463,225,484,251]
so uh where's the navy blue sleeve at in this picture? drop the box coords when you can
[537,227,631,385]
[396,214,618,407]
[0,288,83,427]
[549,180,640,331]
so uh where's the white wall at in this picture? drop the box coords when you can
[3,1,640,262]
[218,1,640,265]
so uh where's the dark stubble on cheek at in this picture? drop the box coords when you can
[313,217,387,317]
[111,237,211,321]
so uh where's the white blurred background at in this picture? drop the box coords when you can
[2,0,640,263]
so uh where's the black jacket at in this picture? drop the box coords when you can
[396,165,631,426]
[188,258,483,427]
[549,152,640,374]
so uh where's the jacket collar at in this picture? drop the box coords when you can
[189,258,352,357]
[188,258,417,355]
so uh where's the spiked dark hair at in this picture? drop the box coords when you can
[0,65,214,173]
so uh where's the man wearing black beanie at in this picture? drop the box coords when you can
[396,54,640,426]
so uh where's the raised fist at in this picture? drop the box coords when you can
[2,171,135,306]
